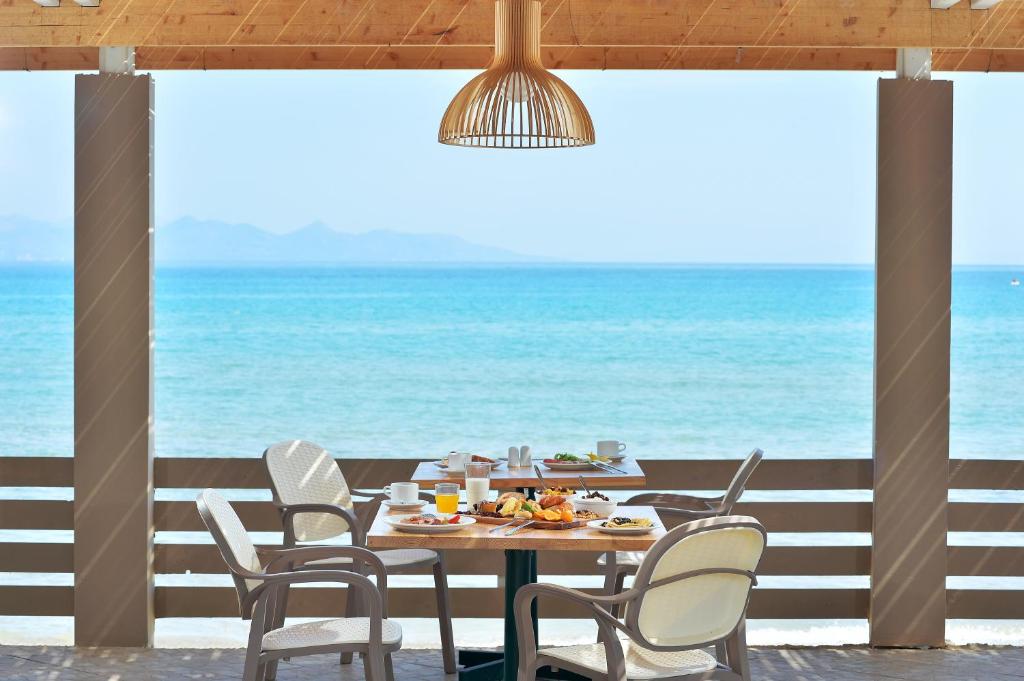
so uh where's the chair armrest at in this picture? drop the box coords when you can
[624,493,723,514]
[243,568,387,624]
[261,545,388,583]
[276,502,365,547]
[514,583,632,679]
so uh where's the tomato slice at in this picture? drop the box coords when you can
[448,514,461,524]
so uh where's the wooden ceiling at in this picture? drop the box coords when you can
[1,0,1024,72]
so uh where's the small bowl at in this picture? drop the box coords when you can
[572,495,617,517]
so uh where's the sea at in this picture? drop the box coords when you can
[1,263,1022,646]
[3,263,1022,459]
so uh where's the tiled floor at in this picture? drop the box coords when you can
[0,645,1022,681]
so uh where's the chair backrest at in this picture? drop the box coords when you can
[195,488,263,609]
[626,515,765,648]
[264,440,353,542]
[720,448,763,512]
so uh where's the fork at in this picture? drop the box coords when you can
[488,519,521,534]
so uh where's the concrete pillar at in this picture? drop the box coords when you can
[74,70,155,646]
[870,74,952,647]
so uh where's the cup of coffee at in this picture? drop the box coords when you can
[447,451,470,472]
[597,440,626,458]
[384,482,419,504]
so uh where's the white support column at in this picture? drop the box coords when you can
[99,46,135,75]
[895,48,932,80]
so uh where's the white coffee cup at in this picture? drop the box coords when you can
[447,451,470,472]
[384,482,419,504]
[597,440,627,457]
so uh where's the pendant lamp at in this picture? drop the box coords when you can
[438,0,595,149]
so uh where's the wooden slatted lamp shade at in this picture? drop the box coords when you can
[438,0,595,149]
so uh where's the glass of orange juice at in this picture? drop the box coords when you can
[435,482,460,514]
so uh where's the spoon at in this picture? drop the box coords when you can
[578,475,592,498]
[534,465,549,494]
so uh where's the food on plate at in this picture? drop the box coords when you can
[602,517,654,529]
[403,513,462,526]
[539,494,566,509]
[581,490,610,501]
[587,452,611,462]
[542,486,574,496]
[547,453,588,463]
[574,509,601,521]
[477,501,498,515]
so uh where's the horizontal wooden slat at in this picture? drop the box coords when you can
[154,586,867,619]
[4,45,1024,73]
[0,543,73,572]
[155,457,421,490]
[0,456,1011,491]
[640,459,872,490]
[949,459,1024,490]
[5,1,1024,52]
[0,500,73,529]
[155,457,876,491]
[0,586,74,616]
[949,503,1024,533]
[155,544,872,576]
[947,590,1024,619]
[0,456,73,487]
[156,499,873,533]
[948,547,1024,577]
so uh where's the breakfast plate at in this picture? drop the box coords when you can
[587,518,661,535]
[433,460,504,471]
[382,499,428,511]
[385,513,476,534]
[540,461,596,471]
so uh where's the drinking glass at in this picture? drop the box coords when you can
[435,482,460,514]
[465,463,491,512]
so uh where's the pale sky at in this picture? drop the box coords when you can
[0,69,1021,264]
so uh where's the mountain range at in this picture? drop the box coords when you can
[0,215,545,264]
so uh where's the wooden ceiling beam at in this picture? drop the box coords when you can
[2,0,1024,51]
[4,45,1024,72]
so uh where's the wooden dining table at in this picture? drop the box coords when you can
[409,457,648,491]
[367,504,665,681]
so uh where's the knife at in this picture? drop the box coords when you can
[534,465,550,493]
[505,520,535,536]
[592,461,627,475]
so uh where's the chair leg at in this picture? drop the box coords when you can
[341,583,360,665]
[264,584,288,680]
[724,620,751,681]
[608,571,627,619]
[364,650,386,681]
[384,653,395,681]
[714,640,728,665]
[242,612,267,681]
[433,556,457,674]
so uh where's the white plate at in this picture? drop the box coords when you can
[586,518,660,535]
[385,514,477,534]
[383,499,428,511]
[540,461,596,471]
[433,460,503,472]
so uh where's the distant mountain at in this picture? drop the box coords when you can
[0,215,73,262]
[0,215,548,264]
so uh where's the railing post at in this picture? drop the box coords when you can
[871,57,951,647]
[73,58,155,646]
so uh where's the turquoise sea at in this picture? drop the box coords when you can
[1,264,1022,460]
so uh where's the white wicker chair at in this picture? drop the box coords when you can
[195,489,402,681]
[262,440,456,674]
[516,516,766,681]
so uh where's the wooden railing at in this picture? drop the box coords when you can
[2,456,1023,623]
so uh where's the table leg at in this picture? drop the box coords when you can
[503,548,532,681]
